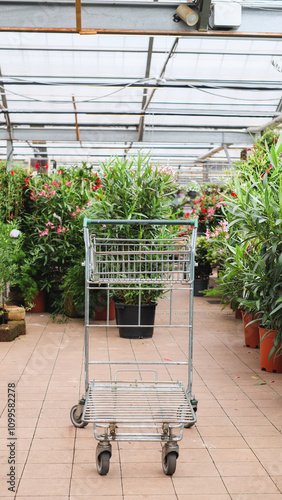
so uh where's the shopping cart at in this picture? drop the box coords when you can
[70,218,198,476]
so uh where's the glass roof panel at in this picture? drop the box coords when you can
[1,28,282,172]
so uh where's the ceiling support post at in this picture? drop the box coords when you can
[197,0,212,32]
[222,143,233,167]
[0,67,13,171]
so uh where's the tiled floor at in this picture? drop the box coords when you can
[1,292,282,499]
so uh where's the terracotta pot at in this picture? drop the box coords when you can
[242,312,260,348]
[28,290,45,313]
[235,307,242,319]
[259,327,282,373]
[94,299,115,321]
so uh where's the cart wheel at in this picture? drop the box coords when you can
[162,451,177,476]
[97,451,110,475]
[70,405,88,428]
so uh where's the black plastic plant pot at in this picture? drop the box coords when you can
[193,278,209,297]
[115,302,157,339]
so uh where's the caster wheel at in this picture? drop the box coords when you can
[97,451,111,475]
[162,451,177,476]
[70,405,88,428]
[184,422,195,428]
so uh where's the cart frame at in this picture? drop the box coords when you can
[70,218,198,476]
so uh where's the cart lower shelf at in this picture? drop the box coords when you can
[81,379,196,440]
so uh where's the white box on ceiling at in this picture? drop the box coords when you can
[210,1,242,29]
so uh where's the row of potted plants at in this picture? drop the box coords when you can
[205,129,282,372]
[0,155,186,324]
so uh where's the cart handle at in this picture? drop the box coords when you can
[84,218,198,228]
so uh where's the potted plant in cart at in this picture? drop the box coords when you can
[86,153,180,338]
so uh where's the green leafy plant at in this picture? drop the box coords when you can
[221,133,282,357]
[87,153,179,305]
[195,236,218,280]
[188,183,228,233]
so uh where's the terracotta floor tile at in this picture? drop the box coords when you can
[177,496,230,500]
[70,477,122,496]
[22,462,72,478]
[201,435,249,449]
[216,460,268,477]
[122,477,175,496]
[1,299,282,499]
[197,425,240,437]
[28,449,74,463]
[17,478,70,496]
[172,476,228,495]
[236,425,282,437]
[222,476,280,494]
[209,448,258,462]
[72,462,121,478]
[71,497,123,500]
[245,436,282,449]
[231,495,282,500]
[30,437,75,450]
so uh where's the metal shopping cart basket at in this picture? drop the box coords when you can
[70,218,198,476]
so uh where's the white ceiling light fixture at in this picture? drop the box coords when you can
[176,4,199,27]
[210,0,242,29]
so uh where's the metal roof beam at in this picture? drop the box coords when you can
[247,113,282,133]
[1,1,282,37]
[0,128,254,144]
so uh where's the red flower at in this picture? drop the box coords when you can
[35,162,40,168]
[10,171,14,176]
[201,208,208,214]
[231,191,237,198]
[10,213,13,219]
[45,164,48,170]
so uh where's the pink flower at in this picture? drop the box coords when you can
[225,234,229,239]
[30,196,34,200]
[57,228,62,233]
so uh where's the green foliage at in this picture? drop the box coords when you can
[217,132,282,357]
[57,263,106,317]
[87,153,179,305]
[0,163,29,223]
[195,236,218,279]
[87,153,178,240]
[188,183,228,233]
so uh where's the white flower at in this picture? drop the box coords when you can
[10,229,21,238]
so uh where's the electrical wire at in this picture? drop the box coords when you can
[0,77,156,104]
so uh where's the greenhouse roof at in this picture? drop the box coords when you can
[1,0,282,179]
